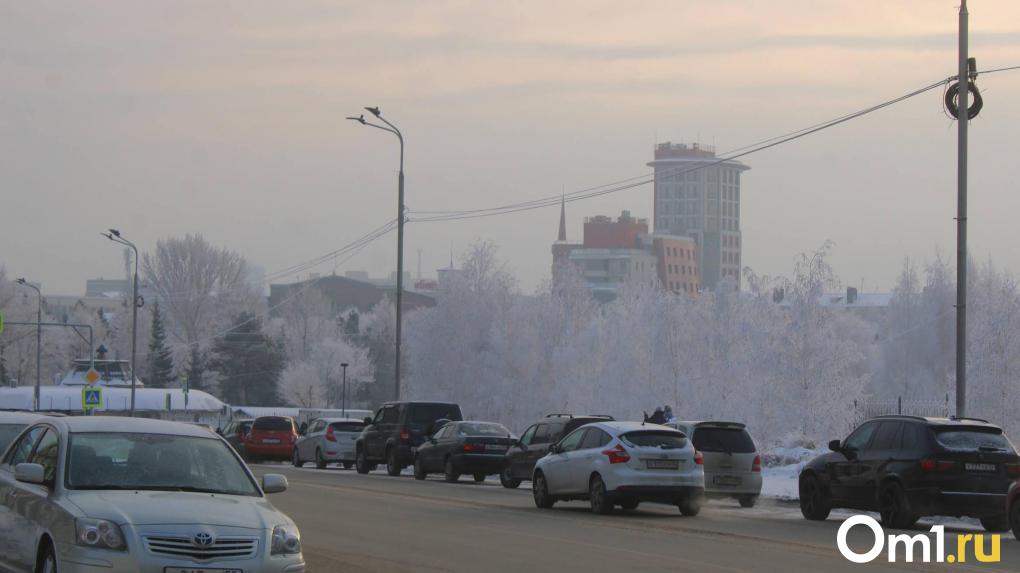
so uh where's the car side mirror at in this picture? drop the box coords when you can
[262,474,288,494]
[828,439,842,452]
[15,463,46,485]
[363,417,373,426]
[549,444,560,454]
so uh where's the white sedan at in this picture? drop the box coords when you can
[0,416,304,573]
[532,421,705,515]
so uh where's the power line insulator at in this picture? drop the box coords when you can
[945,81,983,119]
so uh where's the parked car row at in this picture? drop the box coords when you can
[0,411,303,573]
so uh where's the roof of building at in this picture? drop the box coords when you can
[0,385,225,413]
[40,415,216,437]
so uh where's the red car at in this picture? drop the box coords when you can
[1010,480,1020,540]
[244,416,298,462]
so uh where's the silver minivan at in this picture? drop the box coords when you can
[668,421,762,507]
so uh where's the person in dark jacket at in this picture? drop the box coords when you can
[643,407,667,425]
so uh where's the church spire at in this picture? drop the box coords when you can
[557,195,567,242]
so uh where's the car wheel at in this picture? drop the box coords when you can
[1010,500,1020,541]
[619,499,639,511]
[386,447,402,477]
[879,482,918,529]
[38,540,57,573]
[738,495,758,508]
[678,495,701,516]
[799,474,832,521]
[533,472,555,509]
[355,448,371,474]
[473,473,486,483]
[343,462,354,470]
[413,456,427,480]
[315,449,327,470]
[980,513,1010,532]
[292,449,303,468]
[500,467,522,489]
[589,475,613,515]
[444,458,460,483]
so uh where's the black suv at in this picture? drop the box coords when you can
[356,401,463,476]
[500,414,614,488]
[799,416,1020,530]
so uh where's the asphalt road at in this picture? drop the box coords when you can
[252,463,1020,573]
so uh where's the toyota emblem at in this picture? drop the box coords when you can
[193,532,214,547]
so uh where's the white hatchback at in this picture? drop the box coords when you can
[532,421,705,515]
[0,416,304,573]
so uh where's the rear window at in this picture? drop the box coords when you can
[620,431,687,449]
[934,428,1014,452]
[409,404,462,425]
[253,418,294,432]
[0,424,27,452]
[329,422,365,433]
[692,427,756,454]
[456,422,511,436]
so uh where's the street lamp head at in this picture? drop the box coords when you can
[341,362,349,368]
[346,115,366,125]
[365,106,381,118]
[109,228,122,237]
[15,278,26,285]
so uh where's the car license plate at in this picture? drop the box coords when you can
[965,462,996,472]
[165,569,242,573]
[713,475,742,486]
[646,459,679,470]
[485,444,505,451]
[262,438,280,444]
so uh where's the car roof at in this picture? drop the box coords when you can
[869,415,1002,429]
[593,421,684,434]
[36,416,219,438]
[313,418,366,424]
[0,411,47,424]
[672,420,747,430]
[382,401,460,407]
[253,415,294,420]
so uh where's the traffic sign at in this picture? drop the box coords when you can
[82,385,102,410]
[85,368,100,384]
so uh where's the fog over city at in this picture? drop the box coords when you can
[3,1,1020,294]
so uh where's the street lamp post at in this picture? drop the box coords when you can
[340,362,349,418]
[14,278,42,411]
[347,107,404,402]
[102,229,141,417]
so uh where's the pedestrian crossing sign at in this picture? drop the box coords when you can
[82,386,102,410]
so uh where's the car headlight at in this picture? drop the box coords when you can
[271,524,301,556]
[75,518,126,551]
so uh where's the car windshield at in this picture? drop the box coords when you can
[66,432,260,496]
[934,428,1014,452]
[692,427,756,454]
[456,422,511,436]
[253,418,293,431]
[0,424,28,453]
[620,430,687,449]
[410,405,462,425]
[329,422,365,432]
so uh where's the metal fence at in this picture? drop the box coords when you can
[852,397,951,428]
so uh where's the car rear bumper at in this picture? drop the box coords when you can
[906,487,1009,518]
[323,443,357,461]
[704,471,763,497]
[603,466,704,492]
[612,485,705,504]
[451,453,506,475]
[245,443,294,459]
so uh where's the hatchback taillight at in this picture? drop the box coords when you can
[1006,463,1020,478]
[751,455,761,473]
[399,429,410,443]
[919,459,955,472]
[462,443,485,453]
[601,444,630,464]
[326,426,336,442]
[694,450,704,465]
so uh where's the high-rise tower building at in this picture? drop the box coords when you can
[648,142,750,290]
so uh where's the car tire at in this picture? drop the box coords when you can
[738,495,758,508]
[533,472,555,509]
[355,448,371,474]
[589,475,613,515]
[473,473,486,483]
[292,449,303,468]
[980,514,1010,533]
[414,456,427,480]
[315,449,328,470]
[500,467,522,489]
[879,482,918,529]
[444,458,460,483]
[386,447,402,477]
[799,474,832,521]
[678,495,701,516]
[38,539,57,573]
[1010,500,1020,541]
[619,499,639,511]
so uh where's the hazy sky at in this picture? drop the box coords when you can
[3,1,1020,295]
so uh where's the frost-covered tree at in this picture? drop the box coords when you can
[145,301,175,388]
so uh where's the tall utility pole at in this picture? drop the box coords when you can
[14,279,41,411]
[955,0,969,418]
[340,362,349,418]
[347,107,405,402]
[103,229,141,417]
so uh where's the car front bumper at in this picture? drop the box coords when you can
[55,541,305,573]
